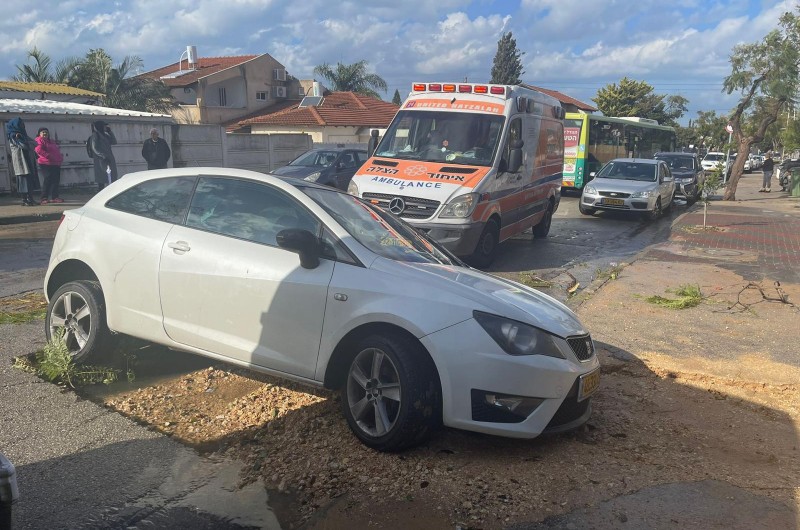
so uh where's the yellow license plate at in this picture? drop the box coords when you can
[602,198,624,206]
[578,368,600,401]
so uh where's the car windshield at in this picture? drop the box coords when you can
[704,154,724,162]
[300,186,459,265]
[374,110,505,167]
[290,150,340,168]
[656,155,695,170]
[596,161,657,182]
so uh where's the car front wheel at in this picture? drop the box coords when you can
[469,218,499,269]
[646,198,662,221]
[45,281,112,363]
[341,334,441,452]
[578,203,596,216]
[533,200,554,238]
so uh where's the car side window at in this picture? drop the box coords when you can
[354,151,368,164]
[186,176,321,247]
[105,177,196,224]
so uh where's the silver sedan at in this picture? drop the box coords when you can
[579,158,675,220]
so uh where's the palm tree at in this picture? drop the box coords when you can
[313,60,387,99]
[12,47,80,83]
[71,49,178,113]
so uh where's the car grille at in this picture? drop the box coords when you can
[545,378,591,431]
[362,192,440,219]
[566,334,595,361]
[598,191,631,198]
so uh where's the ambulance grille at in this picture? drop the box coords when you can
[362,193,441,219]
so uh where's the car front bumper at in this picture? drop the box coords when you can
[673,180,698,200]
[413,221,486,256]
[580,191,655,212]
[421,318,600,438]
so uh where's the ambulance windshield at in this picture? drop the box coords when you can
[375,110,504,167]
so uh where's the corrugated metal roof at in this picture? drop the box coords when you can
[0,81,104,97]
[0,99,172,118]
[234,92,399,128]
[139,55,261,87]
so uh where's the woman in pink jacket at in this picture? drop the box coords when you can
[35,127,64,204]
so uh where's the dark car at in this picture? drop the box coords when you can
[654,152,705,203]
[271,148,368,190]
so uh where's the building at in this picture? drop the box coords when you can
[228,89,399,144]
[138,46,306,126]
[522,84,597,114]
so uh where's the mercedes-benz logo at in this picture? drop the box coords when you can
[389,197,406,215]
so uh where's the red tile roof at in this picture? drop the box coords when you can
[139,55,260,87]
[523,84,597,112]
[233,92,399,128]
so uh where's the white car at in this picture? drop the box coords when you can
[701,152,730,174]
[579,158,675,219]
[44,168,599,451]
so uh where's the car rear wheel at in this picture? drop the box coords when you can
[341,334,441,452]
[533,200,554,238]
[45,281,112,363]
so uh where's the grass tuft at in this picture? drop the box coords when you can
[646,284,703,309]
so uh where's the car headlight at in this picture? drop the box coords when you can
[679,177,694,184]
[439,193,478,218]
[304,171,322,182]
[347,180,359,196]
[473,311,565,358]
[584,185,597,195]
[630,190,653,198]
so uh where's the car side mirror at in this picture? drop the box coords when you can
[589,172,596,178]
[276,228,320,269]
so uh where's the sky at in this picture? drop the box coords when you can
[0,0,795,125]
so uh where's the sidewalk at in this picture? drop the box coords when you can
[0,188,95,225]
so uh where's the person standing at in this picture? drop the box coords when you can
[89,120,118,191]
[760,152,774,192]
[6,118,40,206]
[141,128,171,169]
[35,127,64,204]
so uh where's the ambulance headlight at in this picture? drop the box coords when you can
[439,193,478,218]
[347,180,360,197]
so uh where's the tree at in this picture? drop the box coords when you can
[490,32,524,84]
[722,9,800,200]
[12,47,80,84]
[312,60,387,99]
[71,49,177,113]
[392,89,402,105]
[694,111,731,151]
[593,78,687,126]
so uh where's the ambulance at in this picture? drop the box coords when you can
[348,82,565,267]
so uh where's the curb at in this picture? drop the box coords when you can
[0,212,64,226]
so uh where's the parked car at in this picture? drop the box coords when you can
[271,148,368,191]
[579,158,675,219]
[701,152,731,175]
[44,168,600,452]
[654,152,705,203]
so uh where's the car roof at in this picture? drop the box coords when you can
[607,158,661,165]
[654,152,696,157]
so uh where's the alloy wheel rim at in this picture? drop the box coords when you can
[346,348,402,437]
[49,291,92,359]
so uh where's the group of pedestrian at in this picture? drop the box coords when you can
[6,118,172,204]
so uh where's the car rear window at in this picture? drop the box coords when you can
[105,177,196,224]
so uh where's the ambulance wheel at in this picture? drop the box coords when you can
[469,219,499,269]
[533,199,554,238]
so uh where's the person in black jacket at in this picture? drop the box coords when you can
[760,153,774,192]
[141,128,171,170]
[89,120,118,190]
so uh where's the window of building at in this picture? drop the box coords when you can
[256,91,268,101]
[218,87,227,106]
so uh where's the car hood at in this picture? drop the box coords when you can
[670,169,695,178]
[590,178,658,193]
[372,258,587,338]
[271,166,320,178]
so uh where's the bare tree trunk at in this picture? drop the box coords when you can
[722,139,753,200]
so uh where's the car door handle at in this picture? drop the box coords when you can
[168,241,191,253]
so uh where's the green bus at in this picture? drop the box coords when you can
[562,113,676,190]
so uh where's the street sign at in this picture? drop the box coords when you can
[726,124,733,133]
